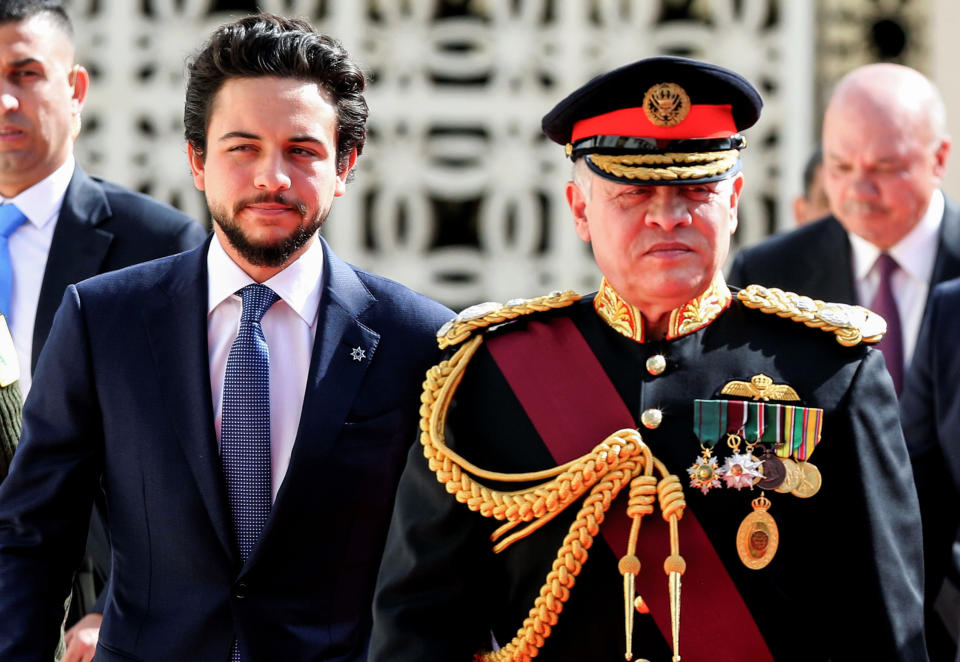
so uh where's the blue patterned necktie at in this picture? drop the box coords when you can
[221,284,278,662]
[0,204,27,320]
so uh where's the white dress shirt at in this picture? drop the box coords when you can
[207,233,324,501]
[848,188,943,367]
[5,154,75,398]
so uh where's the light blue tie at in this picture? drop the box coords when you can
[221,284,278,662]
[0,204,27,320]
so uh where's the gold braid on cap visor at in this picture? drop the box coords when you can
[588,148,740,181]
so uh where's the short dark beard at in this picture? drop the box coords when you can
[211,192,324,267]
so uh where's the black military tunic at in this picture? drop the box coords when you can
[370,285,926,662]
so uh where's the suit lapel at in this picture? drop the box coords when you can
[33,166,113,371]
[251,239,380,564]
[930,197,960,299]
[141,239,237,564]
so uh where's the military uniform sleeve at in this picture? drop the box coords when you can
[832,347,926,659]
[0,380,20,484]
[0,286,105,660]
[370,435,497,662]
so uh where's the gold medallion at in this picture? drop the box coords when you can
[642,82,691,127]
[774,458,801,494]
[736,494,779,569]
[791,462,822,498]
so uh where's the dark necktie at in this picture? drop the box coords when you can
[221,284,278,662]
[0,204,27,320]
[869,253,904,396]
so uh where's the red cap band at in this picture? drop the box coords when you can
[571,105,737,142]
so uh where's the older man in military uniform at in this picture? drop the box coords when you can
[369,58,925,662]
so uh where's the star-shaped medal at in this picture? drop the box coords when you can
[720,452,763,490]
[688,455,722,494]
[350,346,366,362]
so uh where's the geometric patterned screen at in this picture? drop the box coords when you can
[70,0,815,309]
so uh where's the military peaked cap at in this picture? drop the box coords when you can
[542,56,763,186]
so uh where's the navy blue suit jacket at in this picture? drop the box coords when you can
[30,165,206,623]
[0,237,452,662]
[902,277,960,634]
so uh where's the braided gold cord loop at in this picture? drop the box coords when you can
[419,329,688,662]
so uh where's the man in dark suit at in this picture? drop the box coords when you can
[728,62,959,659]
[0,2,205,657]
[902,277,960,660]
[0,12,451,662]
[728,64,958,395]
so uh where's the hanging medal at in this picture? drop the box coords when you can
[690,400,724,494]
[780,405,824,498]
[755,402,786,491]
[720,400,762,490]
[736,494,779,569]
[736,403,781,568]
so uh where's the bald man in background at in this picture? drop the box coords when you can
[728,62,960,660]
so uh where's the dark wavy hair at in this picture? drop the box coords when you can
[184,13,367,174]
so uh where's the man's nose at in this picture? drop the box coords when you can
[644,190,692,230]
[254,153,292,191]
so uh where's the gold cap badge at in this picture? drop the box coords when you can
[642,82,691,127]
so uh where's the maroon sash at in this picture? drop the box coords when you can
[487,316,774,662]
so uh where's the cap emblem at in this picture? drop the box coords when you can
[642,82,691,127]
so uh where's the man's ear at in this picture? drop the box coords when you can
[187,143,206,191]
[566,180,591,242]
[728,173,745,234]
[68,64,89,112]
[334,148,358,196]
[932,136,952,181]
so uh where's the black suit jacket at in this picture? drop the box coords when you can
[32,165,207,372]
[727,196,960,315]
[902,277,960,659]
[0,238,452,661]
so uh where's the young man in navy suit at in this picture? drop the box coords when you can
[0,13,451,662]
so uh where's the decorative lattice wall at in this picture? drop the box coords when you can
[69,0,817,308]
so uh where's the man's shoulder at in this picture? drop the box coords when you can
[736,216,844,262]
[74,245,199,299]
[349,265,453,328]
[87,176,200,234]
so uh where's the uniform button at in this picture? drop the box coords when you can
[640,408,663,429]
[234,582,248,599]
[646,354,667,376]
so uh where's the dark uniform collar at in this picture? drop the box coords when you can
[593,273,732,342]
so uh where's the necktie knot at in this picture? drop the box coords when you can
[237,284,279,324]
[0,204,26,239]
[874,252,899,280]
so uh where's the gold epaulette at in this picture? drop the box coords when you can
[436,290,581,349]
[737,284,886,347]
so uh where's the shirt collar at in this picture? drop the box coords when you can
[593,272,732,343]
[0,154,75,229]
[848,189,943,282]
[206,233,325,326]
